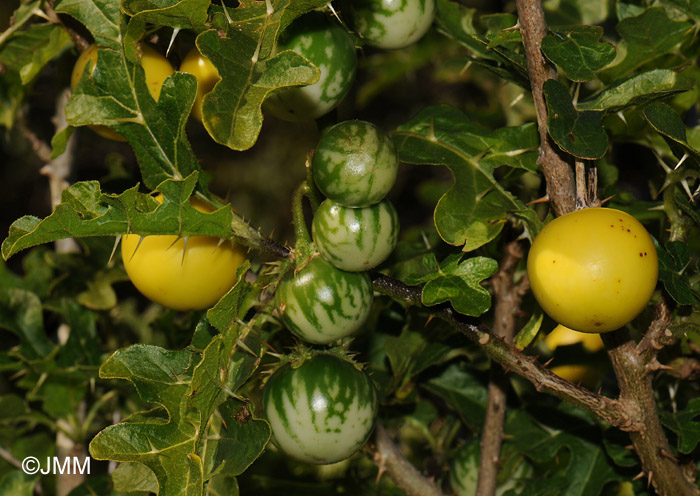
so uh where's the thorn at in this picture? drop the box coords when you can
[542,357,554,368]
[526,195,550,206]
[166,27,180,56]
[600,194,616,205]
[129,236,146,262]
[503,367,511,375]
[108,235,121,266]
[616,111,627,125]
[425,314,435,327]
[509,92,524,108]
[647,470,653,488]
[459,60,473,77]
[673,152,689,170]
[659,449,678,462]
[680,178,693,201]
[632,471,645,481]
[625,445,635,450]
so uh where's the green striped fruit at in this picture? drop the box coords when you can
[343,0,436,50]
[276,256,373,344]
[312,199,400,272]
[262,354,378,464]
[264,12,357,122]
[450,441,533,496]
[312,120,399,207]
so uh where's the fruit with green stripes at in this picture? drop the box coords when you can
[276,256,373,344]
[342,0,436,50]
[312,199,399,271]
[262,354,378,464]
[312,120,399,207]
[264,12,357,122]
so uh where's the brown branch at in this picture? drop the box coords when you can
[477,242,524,496]
[515,0,575,216]
[602,326,700,496]
[372,275,632,430]
[371,423,446,496]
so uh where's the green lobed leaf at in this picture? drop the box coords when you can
[393,104,542,252]
[197,0,328,150]
[435,0,530,88]
[0,472,37,496]
[54,0,122,49]
[661,0,700,20]
[544,79,608,159]
[577,69,693,112]
[654,239,700,306]
[111,462,159,493]
[0,24,72,85]
[514,309,544,350]
[0,176,261,260]
[66,46,203,191]
[122,0,210,29]
[409,253,499,317]
[600,7,693,82]
[384,330,452,395]
[643,102,700,170]
[0,289,54,360]
[541,26,615,82]
[660,397,700,454]
[423,363,488,432]
[506,409,622,496]
[89,271,266,496]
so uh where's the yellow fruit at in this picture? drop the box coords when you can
[179,47,220,122]
[71,44,174,141]
[527,208,658,333]
[121,195,246,311]
[544,325,604,352]
[550,365,600,388]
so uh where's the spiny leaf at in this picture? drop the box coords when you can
[541,25,615,82]
[660,397,700,454]
[577,69,693,112]
[90,272,268,496]
[198,0,328,150]
[407,253,498,316]
[643,102,700,170]
[544,79,608,160]
[122,0,211,29]
[66,46,202,190]
[54,0,121,49]
[393,104,542,252]
[0,289,54,360]
[435,0,530,88]
[600,7,693,82]
[0,24,72,85]
[1,176,237,260]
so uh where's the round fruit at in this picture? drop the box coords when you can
[312,120,399,207]
[312,199,399,272]
[342,0,436,50]
[179,47,220,122]
[527,207,658,333]
[544,324,603,353]
[450,441,532,496]
[264,12,357,121]
[276,256,374,344]
[549,364,601,387]
[262,354,378,464]
[121,195,245,311]
[71,44,174,141]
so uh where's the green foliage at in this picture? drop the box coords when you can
[1,0,700,494]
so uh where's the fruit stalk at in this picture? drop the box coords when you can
[477,242,526,496]
[515,0,575,216]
